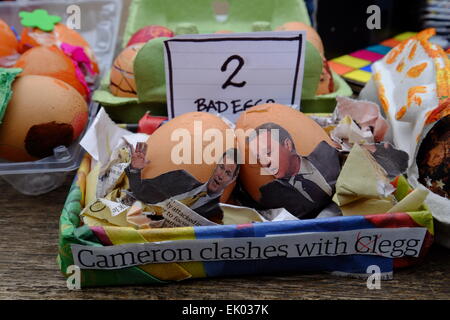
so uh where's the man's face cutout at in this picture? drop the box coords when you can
[207,156,238,195]
[249,130,294,179]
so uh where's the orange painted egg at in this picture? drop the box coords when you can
[19,23,99,74]
[14,45,88,99]
[0,19,19,67]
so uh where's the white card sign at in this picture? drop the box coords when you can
[163,31,306,122]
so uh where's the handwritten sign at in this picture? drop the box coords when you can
[163,31,306,122]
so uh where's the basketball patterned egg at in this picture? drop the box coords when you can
[109,43,144,97]
[126,25,174,47]
[0,19,19,67]
[14,45,88,99]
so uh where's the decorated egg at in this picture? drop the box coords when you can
[109,43,144,97]
[0,75,88,162]
[235,103,340,219]
[126,25,174,47]
[0,19,19,67]
[276,21,324,56]
[14,45,88,99]
[141,112,238,204]
[19,23,99,74]
[416,115,449,199]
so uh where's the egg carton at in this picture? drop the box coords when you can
[0,0,122,195]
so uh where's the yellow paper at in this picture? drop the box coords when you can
[221,204,264,225]
[388,188,429,213]
[338,198,395,216]
[333,144,396,215]
[80,197,131,228]
[85,162,100,207]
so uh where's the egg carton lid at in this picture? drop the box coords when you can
[0,0,122,175]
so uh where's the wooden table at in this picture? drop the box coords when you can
[0,173,449,300]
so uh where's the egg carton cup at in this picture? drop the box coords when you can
[0,0,122,195]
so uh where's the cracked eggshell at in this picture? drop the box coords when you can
[235,103,334,202]
[142,112,237,202]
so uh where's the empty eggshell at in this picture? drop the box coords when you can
[141,112,238,203]
[235,103,338,217]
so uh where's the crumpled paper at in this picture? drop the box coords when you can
[359,28,450,246]
[0,68,22,124]
[333,144,397,216]
[80,108,148,206]
[330,96,389,151]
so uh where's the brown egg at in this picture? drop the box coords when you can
[0,75,88,162]
[276,21,324,56]
[14,45,88,99]
[109,43,144,97]
[275,22,334,95]
[0,19,19,67]
[235,103,335,204]
[316,57,335,95]
[215,30,234,34]
[142,112,238,203]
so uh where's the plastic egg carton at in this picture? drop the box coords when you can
[0,0,122,195]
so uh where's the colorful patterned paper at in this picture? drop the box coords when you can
[330,32,418,86]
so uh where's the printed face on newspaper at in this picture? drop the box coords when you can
[247,122,340,219]
[125,142,240,226]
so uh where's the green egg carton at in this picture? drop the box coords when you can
[93,0,353,123]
